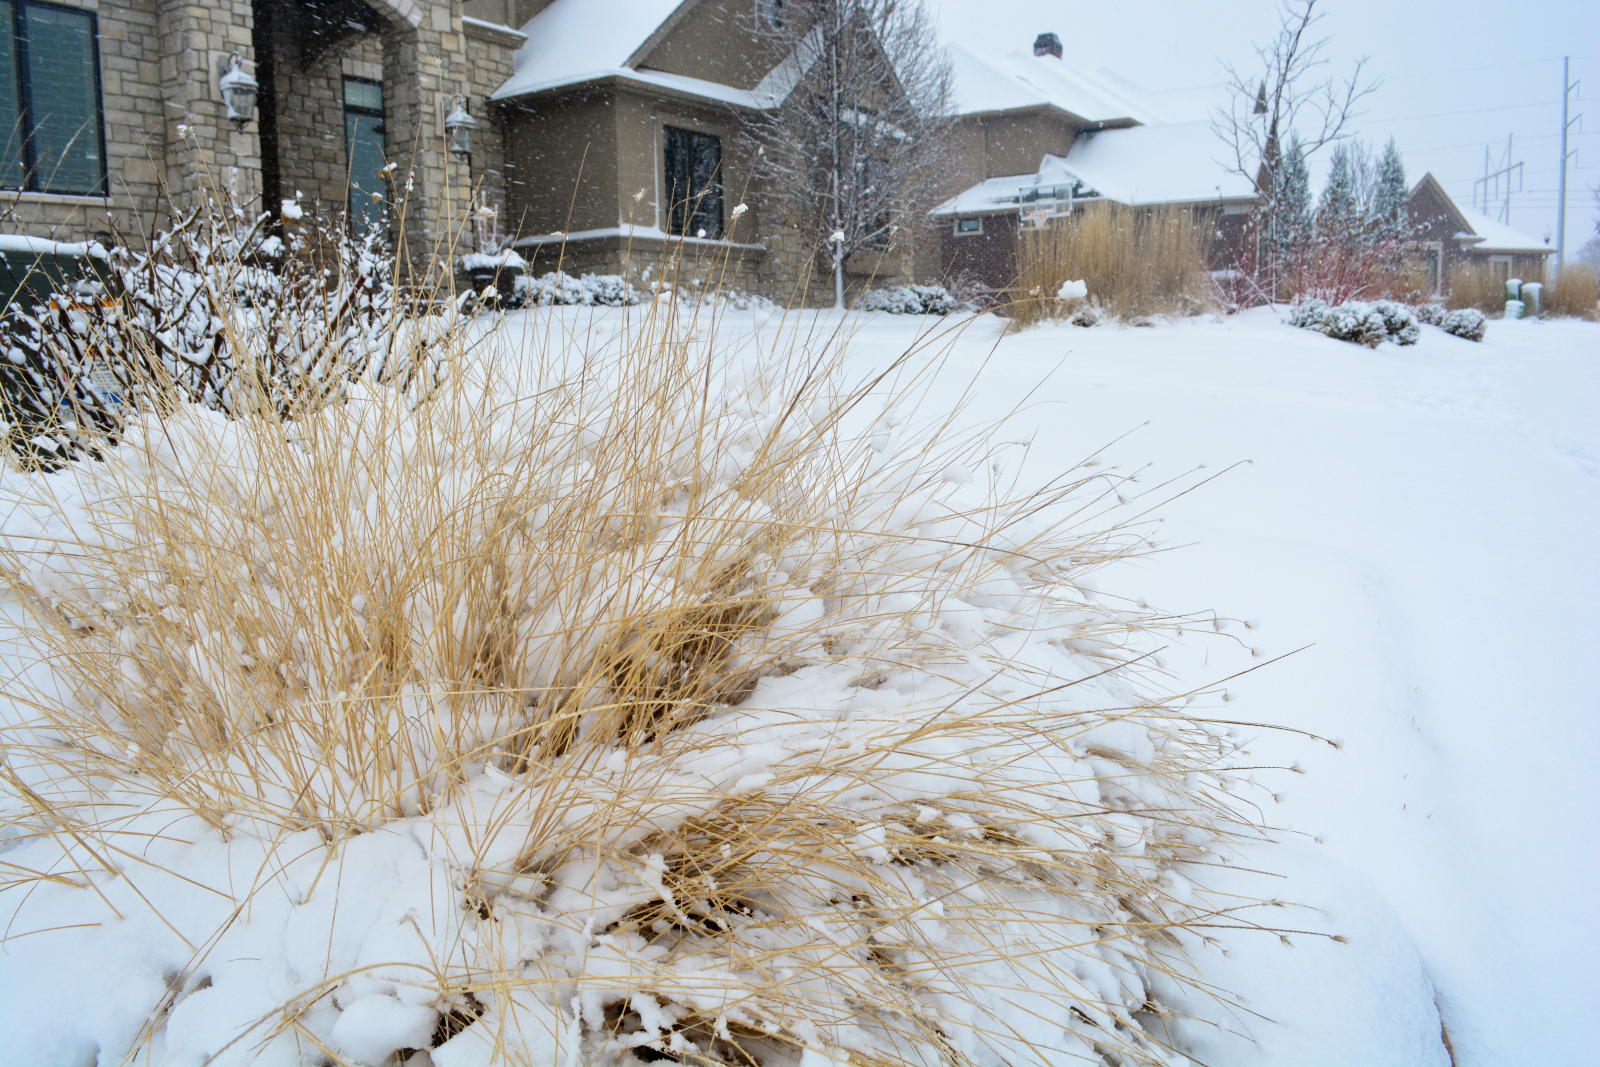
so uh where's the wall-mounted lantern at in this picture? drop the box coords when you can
[218,53,258,130]
[444,94,476,158]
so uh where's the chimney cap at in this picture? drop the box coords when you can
[1034,32,1062,58]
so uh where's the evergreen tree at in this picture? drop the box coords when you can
[1318,142,1357,227]
[1273,133,1311,253]
[1369,137,1408,232]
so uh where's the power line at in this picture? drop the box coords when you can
[1365,100,1565,124]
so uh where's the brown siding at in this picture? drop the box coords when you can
[638,0,799,91]
[940,213,1018,290]
[503,88,622,238]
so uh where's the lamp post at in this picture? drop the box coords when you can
[218,53,257,130]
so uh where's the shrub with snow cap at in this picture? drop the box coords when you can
[857,285,956,315]
[1287,298,1415,347]
[1412,302,1447,327]
[1441,307,1487,342]
[1,306,1271,1067]
[1370,300,1421,345]
[516,270,642,307]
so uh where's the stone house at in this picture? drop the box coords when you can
[927,33,1257,292]
[1405,171,1553,292]
[0,0,531,275]
[490,0,922,302]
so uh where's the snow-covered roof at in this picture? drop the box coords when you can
[948,45,1155,125]
[491,0,816,109]
[931,123,1255,217]
[1453,206,1553,255]
[492,0,689,102]
[1061,122,1255,206]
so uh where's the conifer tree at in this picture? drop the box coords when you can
[1273,133,1312,253]
[1318,142,1357,227]
[1370,137,1408,233]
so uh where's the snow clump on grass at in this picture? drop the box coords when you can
[1,303,1262,1067]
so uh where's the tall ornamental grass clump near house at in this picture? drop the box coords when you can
[1009,202,1216,328]
[1543,264,1600,320]
[1443,262,1506,314]
[0,243,1295,1066]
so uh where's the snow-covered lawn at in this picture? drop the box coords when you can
[789,305,1596,1067]
[1,301,1591,1067]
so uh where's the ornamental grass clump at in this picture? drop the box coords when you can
[1010,202,1215,328]
[0,289,1287,1067]
[1542,264,1599,320]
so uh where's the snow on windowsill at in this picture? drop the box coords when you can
[1,190,113,208]
[0,234,109,257]
[512,224,764,251]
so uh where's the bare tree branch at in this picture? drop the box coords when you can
[741,0,954,307]
[1212,0,1381,198]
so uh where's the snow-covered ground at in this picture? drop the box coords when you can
[1,302,1592,1066]
[774,305,1594,1067]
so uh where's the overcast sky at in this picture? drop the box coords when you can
[934,0,1600,259]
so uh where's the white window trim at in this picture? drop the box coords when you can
[954,216,983,236]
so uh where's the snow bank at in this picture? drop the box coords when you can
[0,311,1276,1067]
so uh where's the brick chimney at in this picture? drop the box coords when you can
[1033,32,1062,59]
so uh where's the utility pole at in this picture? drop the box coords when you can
[1475,135,1523,223]
[1556,56,1582,274]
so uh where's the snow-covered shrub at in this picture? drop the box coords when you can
[857,284,956,315]
[1412,301,1447,326]
[1371,300,1421,345]
[1442,307,1487,342]
[0,303,1269,1067]
[1,200,460,468]
[516,270,642,307]
[1288,297,1413,347]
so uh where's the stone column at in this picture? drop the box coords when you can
[157,0,261,214]
[380,1,472,284]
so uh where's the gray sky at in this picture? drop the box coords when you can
[935,0,1600,259]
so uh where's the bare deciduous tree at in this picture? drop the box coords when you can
[742,0,953,307]
[1213,0,1380,200]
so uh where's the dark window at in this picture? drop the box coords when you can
[756,0,784,28]
[664,125,722,239]
[0,0,106,195]
[343,78,386,234]
[956,216,981,234]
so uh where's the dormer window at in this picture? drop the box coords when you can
[756,0,784,29]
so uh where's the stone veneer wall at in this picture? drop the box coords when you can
[0,0,166,246]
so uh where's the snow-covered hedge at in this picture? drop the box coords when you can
[1286,297,1419,347]
[0,311,1264,1067]
[1441,307,1487,342]
[515,270,642,307]
[857,284,956,315]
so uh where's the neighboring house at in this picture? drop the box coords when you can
[0,0,531,272]
[1406,171,1554,291]
[927,33,1257,291]
[489,0,913,300]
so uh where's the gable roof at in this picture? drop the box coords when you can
[931,124,1256,217]
[491,0,819,109]
[1407,172,1553,255]
[948,45,1154,127]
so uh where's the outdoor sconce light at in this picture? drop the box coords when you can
[445,94,476,158]
[218,52,257,130]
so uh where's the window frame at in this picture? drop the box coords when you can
[954,216,983,236]
[662,124,723,240]
[1488,254,1513,285]
[1,0,108,197]
[342,76,387,233]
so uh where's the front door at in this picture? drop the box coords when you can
[343,78,385,235]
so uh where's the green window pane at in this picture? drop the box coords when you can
[345,95,386,235]
[20,3,103,194]
[0,2,22,189]
[344,78,382,113]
